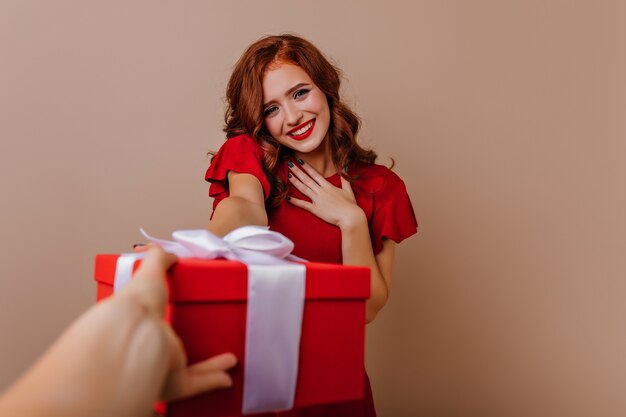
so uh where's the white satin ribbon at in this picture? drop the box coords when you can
[112,226,306,414]
[243,264,305,414]
[113,252,144,293]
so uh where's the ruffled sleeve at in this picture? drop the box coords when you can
[370,169,418,254]
[204,134,271,206]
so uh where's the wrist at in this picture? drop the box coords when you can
[337,207,367,232]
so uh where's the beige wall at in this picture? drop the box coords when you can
[1,1,625,416]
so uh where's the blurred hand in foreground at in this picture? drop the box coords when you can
[0,245,236,417]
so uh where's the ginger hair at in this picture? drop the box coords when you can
[223,34,377,207]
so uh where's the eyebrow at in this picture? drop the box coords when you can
[263,83,311,108]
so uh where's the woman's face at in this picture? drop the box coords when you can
[262,63,330,155]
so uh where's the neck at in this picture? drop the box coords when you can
[295,138,336,177]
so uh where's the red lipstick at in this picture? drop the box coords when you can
[287,119,316,141]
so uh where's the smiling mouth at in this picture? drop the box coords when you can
[287,119,316,140]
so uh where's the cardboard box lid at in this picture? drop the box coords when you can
[94,255,370,302]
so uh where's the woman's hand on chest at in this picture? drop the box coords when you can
[286,160,366,230]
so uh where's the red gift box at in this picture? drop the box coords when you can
[94,255,370,416]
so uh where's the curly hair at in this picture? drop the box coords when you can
[223,34,377,207]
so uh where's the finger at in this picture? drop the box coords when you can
[288,173,316,199]
[163,353,237,401]
[133,243,147,252]
[340,176,354,194]
[289,163,320,190]
[340,176,357,202]
[122,245,177,315]
[133,242,162,253]
[188,352,237,374]
[165,369,234,401]
[141,244,177,269]
[297,159,330,186]
[287,196,315,212]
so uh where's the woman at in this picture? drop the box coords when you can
[206,34,417,417]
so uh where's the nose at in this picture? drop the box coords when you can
[283,103,303,127]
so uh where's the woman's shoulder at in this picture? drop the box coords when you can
[209,134,265,168]
[220,133,262,152]
[353,160,418,250]
[206,133,271,200]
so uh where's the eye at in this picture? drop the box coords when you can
[264,106,278,117]
[294,88,310,100]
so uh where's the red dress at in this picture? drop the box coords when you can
[205,134,417,417]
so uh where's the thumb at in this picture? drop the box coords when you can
[340,176,354,194]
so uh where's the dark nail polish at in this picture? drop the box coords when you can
[297,158,304,165]
[133,243,146,248]
[286,196,291,201]
[288,161,294,168]
[288,172,292,178]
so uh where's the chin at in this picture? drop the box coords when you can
[295,137,325,154]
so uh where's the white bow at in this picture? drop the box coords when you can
[140,225,305,265]
[116,225,307,414]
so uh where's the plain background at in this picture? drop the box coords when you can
[1,1,625,416]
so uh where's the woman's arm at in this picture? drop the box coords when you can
[286,162,395,323]
[340,217,396,322]
[208,171,268,237]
